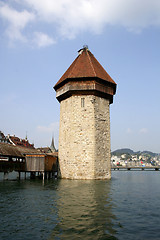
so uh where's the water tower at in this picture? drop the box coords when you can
[54,46,116,179]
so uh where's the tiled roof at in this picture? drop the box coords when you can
[37,147,51,153]
[0,142,24,157]
[0,142,40,157]
[54,47,116,89]
[9,136,34,149]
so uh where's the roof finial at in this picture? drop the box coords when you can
[83,45,88,50]
[78,45,89,55]
[25,131,28,141]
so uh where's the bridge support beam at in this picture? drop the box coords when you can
[4,172,9,180]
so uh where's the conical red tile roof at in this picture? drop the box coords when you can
[54,47,116,89]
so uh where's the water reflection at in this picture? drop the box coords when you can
[49,180,118,240]
[1,172,160,239]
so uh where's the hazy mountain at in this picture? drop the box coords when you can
[111,148,158,156]
[111,148,134,156]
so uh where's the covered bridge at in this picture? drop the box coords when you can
[0,143,58,179]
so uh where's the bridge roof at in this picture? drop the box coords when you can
[0,143,24,158]
[0,143,39,158]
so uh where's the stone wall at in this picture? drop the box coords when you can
[58,95,111,179]
[94,97,111,179]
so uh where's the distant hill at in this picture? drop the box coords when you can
[111,148,134,156]
[141,151,157,157]
[111,148,158,157]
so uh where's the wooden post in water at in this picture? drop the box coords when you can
[4,172,8,180]
[42,172,45,181]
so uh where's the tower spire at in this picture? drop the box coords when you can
[50,135,56,152]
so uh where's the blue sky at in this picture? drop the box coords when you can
[0,0,160,152]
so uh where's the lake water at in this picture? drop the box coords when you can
[0,171,160,240]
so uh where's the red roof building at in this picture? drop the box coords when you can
[8,135,35,149]
[54,46,116,103]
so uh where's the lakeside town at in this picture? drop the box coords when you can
[111,149,160,168]
[0,130,57,154]
[1,130,159,169]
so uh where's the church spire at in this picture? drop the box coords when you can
[50,136,56,152]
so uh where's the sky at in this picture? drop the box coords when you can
[0,0,160,153]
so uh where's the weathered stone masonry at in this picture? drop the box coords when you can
[58,95,111,179]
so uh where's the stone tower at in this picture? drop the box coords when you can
[54,46,116,179]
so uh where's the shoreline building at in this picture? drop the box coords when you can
[54,46,117,179]
[7,135,34,149]
[0,131,9,144]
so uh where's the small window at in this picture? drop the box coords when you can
[81,98,85,107]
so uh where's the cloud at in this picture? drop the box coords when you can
[139,128,148,134]
[127,128,133,134]
[37,122,59,133]
[127,127,148,134]
[33,32,56,47]
[0,2,35,42]
[36,122,59,148]
[22,0,160,35]
[1,0,160,44]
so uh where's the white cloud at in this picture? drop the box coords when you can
[37,122,59,133]
[36,122,59,148]
[33,32,56,47]
[1,0,160,44]
[127,128,133,134]
[0,3,35,42]
[22,0,160,36]
[139,128,148,134]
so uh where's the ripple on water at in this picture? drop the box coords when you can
[0,172,160,239]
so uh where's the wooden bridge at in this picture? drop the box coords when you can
[0,142,58,180]
[0,142,26,173]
